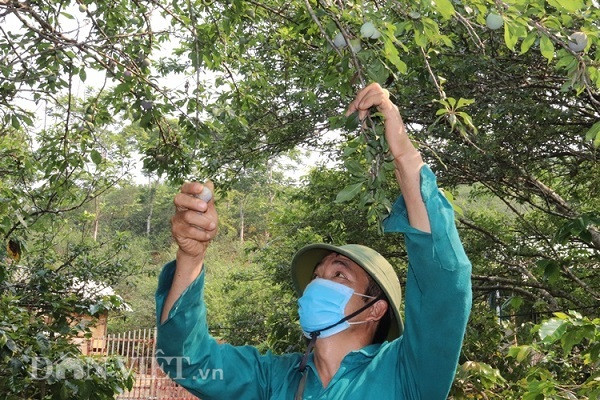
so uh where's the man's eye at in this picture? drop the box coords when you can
[334,271,346,279]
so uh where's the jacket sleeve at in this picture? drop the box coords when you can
[155,261,287,400]
[383,165,472,399]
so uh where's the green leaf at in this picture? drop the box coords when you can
[504,22,518,51]
[11,115,20,130]
[553,312,569,320]
[561,326,592,355]
[520,32,537,54]
[548,0,584,12]
[585,121,600,147]
[89,303,100,315]
[16,213,27,228]
[456,98,475,109]
[540,35,555,62]
[442,189,463,216]
[504,21,527,52]
[367,59,389,85]
[5,337,18,353]
[345,111,360,131]
[539,318,567,343]
[414,24,428,47]
[503,296,524,311]
[543,261,560,283]
[90,149,102,165]
[60,383,69,400]
[383,39,407,74]
[344,159,364,177]
[433,0,455,20]
[335,182,364,203]
[508,345,533,362]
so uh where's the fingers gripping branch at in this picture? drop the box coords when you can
[346,83,430,233]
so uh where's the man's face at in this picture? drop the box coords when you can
[311,252,372,319]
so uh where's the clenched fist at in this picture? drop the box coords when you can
[171,180,219,261]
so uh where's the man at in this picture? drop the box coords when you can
[156,83,472,399]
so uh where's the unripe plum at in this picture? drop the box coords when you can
[333,32,347,49]
[360,22,381,39]
[194,186,213,203]
[486,13,503,30]
[79,4,87,12]
[568,32,588,52]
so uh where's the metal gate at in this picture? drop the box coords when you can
[85,328,196,400]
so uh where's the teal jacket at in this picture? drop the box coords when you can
[155,165,472,399]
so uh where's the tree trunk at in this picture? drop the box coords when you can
[92,196,99,242]
[146,178,157,237]
[239,199,245,243]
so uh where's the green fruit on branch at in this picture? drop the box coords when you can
[79,4,87,12]
[333,32,347,49]
[142,58,151,67]
[360,22,381,39]
[486,13,503,30]
[568,32,588,52]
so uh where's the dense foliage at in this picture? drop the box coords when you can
[2,0,599,398]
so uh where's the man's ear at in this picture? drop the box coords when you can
[368,299,388,322]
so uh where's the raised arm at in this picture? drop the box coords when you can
[349,84,471,398]
[346,83,430,233]
[160,180,218,323]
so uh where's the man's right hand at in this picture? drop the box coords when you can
[162,180,218,324]
[171,180,219,262]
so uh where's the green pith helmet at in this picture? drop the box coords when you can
[291,243,403,341]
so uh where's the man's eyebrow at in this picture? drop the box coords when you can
[315,256,355,271]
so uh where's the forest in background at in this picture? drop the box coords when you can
[1,0,599,398]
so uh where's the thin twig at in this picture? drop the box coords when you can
[421,47,445,99]
[453,12,485,54]
[325,4,365,86]
[303,0,343,59]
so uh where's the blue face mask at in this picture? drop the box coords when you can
[298,278,378,339]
